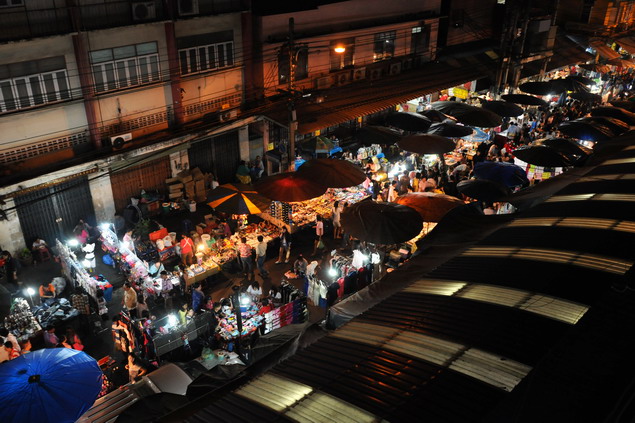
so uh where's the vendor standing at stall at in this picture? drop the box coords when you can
[191,283,205,314]
[179,234,195,267]
[39,281,56,305]
[159,271,174,311]
[122,283,138,317]
[256,235,269,277]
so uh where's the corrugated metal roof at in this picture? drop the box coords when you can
[590,40,621,59]
[511,217,635,234]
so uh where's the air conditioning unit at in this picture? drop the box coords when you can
[369,68,382,80]
[316,76,332,90]
[132,2,156,21]
[219,109,238,122]
[178,0,199,16]
[389,63,402,75]
[336,71,351,86]
[110,133,133,149]
[353,67,366,81]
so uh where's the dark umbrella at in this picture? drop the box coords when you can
[395,192,464,222]
[457,179,511,202]
[583,116,630,136]
[116,393,189,423]
[609,101,635,112]
[331,126,354,140]
[590,106,635,125]
[397,134,456,155]
[578,63,610,73]
[532,137,593,158]
[426,121,474,138]
[341,199,423,244]
[299,136,334,153]
[207,183,271,214]
[385,112,432,132]
[355,125,402,146]
[256,172,327,202]
[513,145,573,167]
[481,100,524,117]
[569,91,602,103]
[501,93,548,107]
[474,161,529,187]
[419,109,448,122]
[431,101,502,127]
[519,81,565,95]
[551,77,587,92]
[566,75,595,86]
[296,158,366,188]
[558,119,615,141]
[0,349,103,423]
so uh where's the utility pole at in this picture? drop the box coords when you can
[287,18,298,171]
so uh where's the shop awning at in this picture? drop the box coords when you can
[617,36,635,55]
[590,40,621,60]
[264,52,499,135]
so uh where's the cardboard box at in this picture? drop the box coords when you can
[168,183,184,191]
[195,180,205,192]
[166,177,179,184]
[169,192,183,199]
[191,167,204,180]
[177,169,193,183]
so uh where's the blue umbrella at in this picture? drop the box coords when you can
[467,127,489,142]
[474,161,529,188]
[0,348,103,423]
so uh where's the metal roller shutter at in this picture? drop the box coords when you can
[188,131,240,184]
[15,176,96,246]
[110,156,171,213]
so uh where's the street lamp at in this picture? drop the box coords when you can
[333,44,346,54]
[26,287,36,307]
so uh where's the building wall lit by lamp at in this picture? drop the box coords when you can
[334,45,346,53]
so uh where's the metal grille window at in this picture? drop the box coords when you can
[0,70,70,113]
[90,42,160,93]
[178,41,234,75]
[373,30,396,61]
[0,0,23,7]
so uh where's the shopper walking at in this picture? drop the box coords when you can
[276,227,293,264]
[179,234,195,267]
[332,201,342,239]
[122,282,138,317]
[237,237,254,280]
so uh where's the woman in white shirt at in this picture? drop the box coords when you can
[332,201,342,239]
[246,281,262,302]
[312,215,325,256]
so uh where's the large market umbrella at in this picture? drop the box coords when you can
[430,101,503,127]
[569,91,602,103]
[513,145,573,168]
[296,158,366,188]
[341,199,423,245]
[385,112,432,132]
[467,127,489,142]
[474,161,529,188]
[590,106,635,125]
[397,134,456,155]
[584,116,630,136]
[426,121,474,138]
[532,137,593,159]
[481,100,524,117]
[207,183,271,214]
[395,192,464,222]
[607,57,635,69]
[256,172,327,202]
[457,179,511,202]
[419,109,448,122]
[355,125,402,146]
[501,93,548,107]
[0,348,103,423]
[550,77,587,92]
[299,136,334,153]
[519,81,565,95]
[558,119,615,142]
[609,101,635,112]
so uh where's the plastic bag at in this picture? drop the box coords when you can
[102,254,114,266]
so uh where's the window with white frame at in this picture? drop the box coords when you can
[0,0,24,7]
[0,57,70,113]
[90,42,160,93]
[177,31,234,76]
[374,31,396,61]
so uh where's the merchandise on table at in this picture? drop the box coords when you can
[217,304,264,340]
[32,298,79,328]
[4,298,41,341]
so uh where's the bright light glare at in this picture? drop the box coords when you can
[167,314,178,327]
[334,45,346,53]
[99,223,110,231]
[26,287,35,296]
[67,239,79,247]
[197,244,205,252]
[328,268,337,277]
[240,295,250,306]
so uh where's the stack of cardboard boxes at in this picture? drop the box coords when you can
[165,168,207,203]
